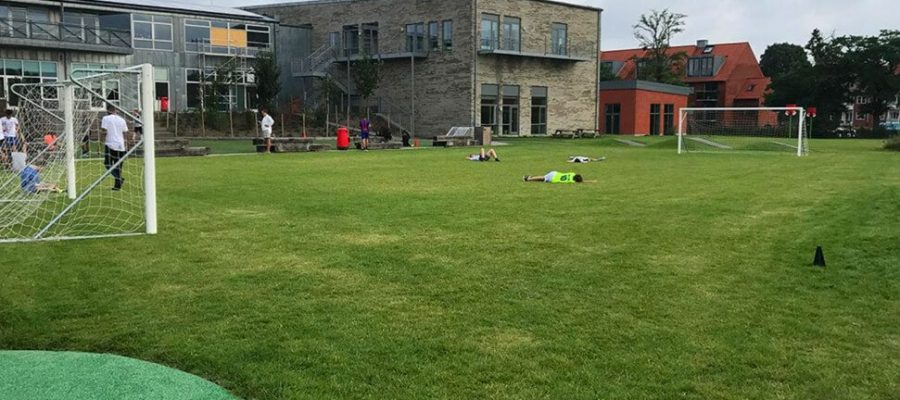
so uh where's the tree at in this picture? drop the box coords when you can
[759,43,811,81]
[352,50,383,117]
[632,9,688,85]
[599,62,619,81]
[253,50,280,113]
[839,30,900,125]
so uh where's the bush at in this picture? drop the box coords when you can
[884,135,900,151]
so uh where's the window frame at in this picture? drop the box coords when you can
[442,19,453,51]
[550,22,567,55]
[132,14,174,51]
[480,13,499,50]
[501,16,520,52]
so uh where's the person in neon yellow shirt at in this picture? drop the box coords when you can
[523,171,584,183]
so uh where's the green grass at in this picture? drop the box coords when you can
[1,139,898,399]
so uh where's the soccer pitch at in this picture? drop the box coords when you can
[1,138,898,399]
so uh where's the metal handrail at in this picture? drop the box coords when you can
[477,37,594,59]
[0,18,131,48]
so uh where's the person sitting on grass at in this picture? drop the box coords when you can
[466,147,500,162]
[523,171,585,183]
[20,163,61,194]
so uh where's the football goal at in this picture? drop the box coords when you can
[677,107,808,156]
[0,64,156,243]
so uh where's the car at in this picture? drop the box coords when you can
[879,121,900,131]
[833,126,857,138]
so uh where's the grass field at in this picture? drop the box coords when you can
[1,138,898,399]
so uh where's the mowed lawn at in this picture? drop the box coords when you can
[1,138,898,399]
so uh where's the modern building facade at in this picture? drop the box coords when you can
[0,0,303,112]
[248,0,601,137]
[602,41,770,110]
[598,80,690,136]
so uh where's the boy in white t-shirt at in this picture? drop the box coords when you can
[1,109,22,167]
[100,105,132,191]
[260,108,274,153]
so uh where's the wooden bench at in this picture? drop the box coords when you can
[577,129,600,139]
[552,129,577,139]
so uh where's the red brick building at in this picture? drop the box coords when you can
[599,41,773,134]
[598,80,690,135]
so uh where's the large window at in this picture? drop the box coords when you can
[501,16,520,51]
[649,104,661,136]
[133,14,173,50]
[551,23,567,55]
[0,59,57,106]
[361,23,378,54]
[605,103,621,134]
[687,56,715,77]
[663,104,675,135]
[480,14,499,50]
[501,85,519,135]
[185,20,270,54]
[185,68,255,111]
[480,84,498,131]
[442,20,453,51]
[70,63,119,109]
[154,66,169,105]
[530,87,548,135]
[405,22,424,52]
[428,21,439,52]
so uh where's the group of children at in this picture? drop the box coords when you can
[465,146,601,184]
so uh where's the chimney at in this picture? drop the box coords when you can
[697,39,709,49]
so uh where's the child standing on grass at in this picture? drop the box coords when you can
[260,109,274,153]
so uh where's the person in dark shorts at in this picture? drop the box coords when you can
[100,105,132,191]
[466,147,500,162]
[359,117,370,151]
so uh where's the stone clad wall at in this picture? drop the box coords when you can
[250,0,600,137]
[251,0,476,137]
[475,0,599,135]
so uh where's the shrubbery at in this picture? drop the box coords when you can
[885,135,900,151]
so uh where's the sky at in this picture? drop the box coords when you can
[204,0,897,57]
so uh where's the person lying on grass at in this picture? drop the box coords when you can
[523,171,594,183]
[567,156,606,163]
[466,147,500,162]
[20,163,61,194]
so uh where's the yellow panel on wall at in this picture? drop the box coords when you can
[210,28,247,48]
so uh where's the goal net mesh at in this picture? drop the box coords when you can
[679,108,808,155]
[0,67,146,242]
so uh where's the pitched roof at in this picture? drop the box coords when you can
[601,42,758,82]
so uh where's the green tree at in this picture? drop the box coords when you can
[599,62,619,81]
[838,30,900,125]
[252,51,280,113]
[352,50,383,117]
[632,9,688,85]
[759,43,811,81]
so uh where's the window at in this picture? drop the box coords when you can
[0,59,58,106]
[185,67,255,111]
[650,104,661,136]
[405,22,424,52]
[481,84,498,130]
[889,110,900,121]
[361,23,378,54]
[501,16,520,51]
[133,14,173,50]
[184,19,211,52]
[342,24,359,56]
[687,56,715,77]
[154,66,169,104]
[530,86,547,135]
[663,104,675,135]
[428,22,439,52]
[605,103,621,134]
[442,20,453,51]
[551,23,567,55]
[480,14,499,50]
[695,82,719,109]
[501,85,519,135]
[185,20,270,54]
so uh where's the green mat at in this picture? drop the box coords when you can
[0,351,236,400]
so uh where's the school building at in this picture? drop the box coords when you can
[247,0,602,137]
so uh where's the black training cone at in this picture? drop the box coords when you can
[813,246,826,267]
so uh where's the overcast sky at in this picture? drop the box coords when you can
[204,0,896,57]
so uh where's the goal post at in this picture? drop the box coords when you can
[677,107,808,156]
[0,63,156,243]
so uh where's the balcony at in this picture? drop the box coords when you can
[191,39,271,58]
[478,37,594,61]
[0,19,132,54]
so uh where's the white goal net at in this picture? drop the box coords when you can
[677,107,808,156]
[0,64,156,242]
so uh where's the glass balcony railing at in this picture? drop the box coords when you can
[0,18,131,49]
